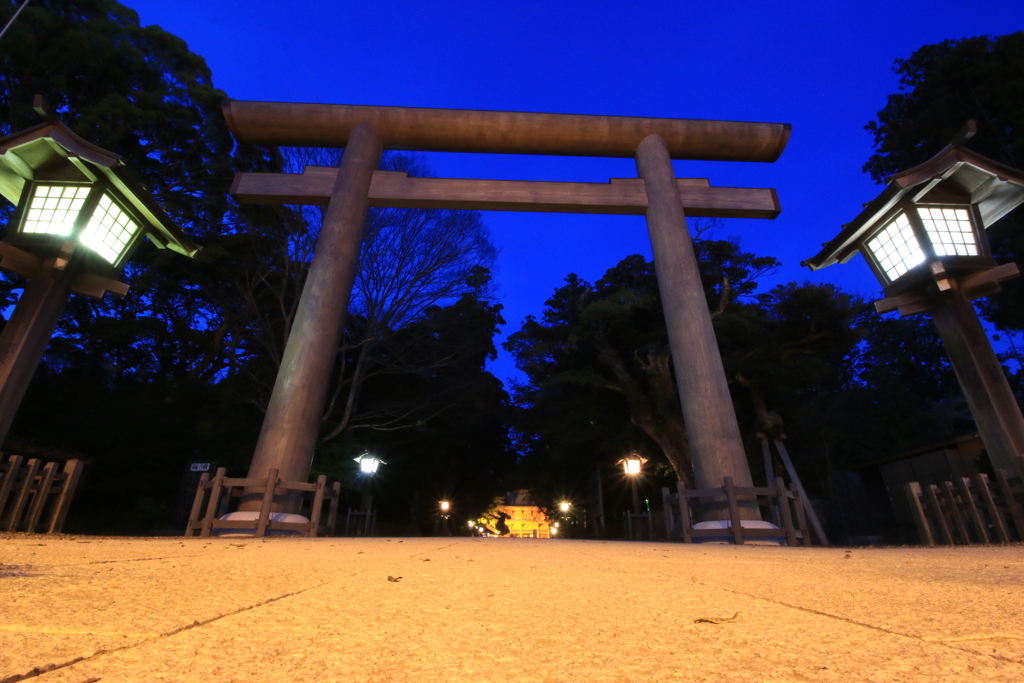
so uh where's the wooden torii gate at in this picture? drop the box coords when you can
[223,101,791,520]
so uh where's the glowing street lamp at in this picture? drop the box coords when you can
[437,499,451,536]
[559,501,570,513]
[0,98,198,445]
[352,451,384,514]
[618,455,646,476]
[616,453,648,515]
[804,122,1024,479]
[353,452,385,474]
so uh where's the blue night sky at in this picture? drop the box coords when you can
[125,0,1024,383]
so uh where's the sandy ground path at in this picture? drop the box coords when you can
[1,536,1022,682]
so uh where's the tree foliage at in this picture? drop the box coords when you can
[506,231,863,502]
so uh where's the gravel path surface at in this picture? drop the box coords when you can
[1,536,1022,682]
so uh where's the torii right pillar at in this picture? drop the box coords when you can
[636,134,758,519]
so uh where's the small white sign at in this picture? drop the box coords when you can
[190,463,211,472]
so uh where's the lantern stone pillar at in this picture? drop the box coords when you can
[242,123,383,511]
[930,283,1024,479]
[635,134,757,519]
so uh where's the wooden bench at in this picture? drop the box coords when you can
[662,476,810,546]
[185,467,341,538]
[904,470,1024,546]
[0,454,84,534]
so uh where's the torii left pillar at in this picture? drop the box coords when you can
[240,123,383,511]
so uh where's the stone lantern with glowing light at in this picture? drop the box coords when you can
[0,98,199,443]
[804,122,1024,479]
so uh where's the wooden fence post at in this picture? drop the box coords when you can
[326,481,341,536]
[942,480,972,544]
[924,484,953,545]
[0,454,24,523]
[972,473,1009,543]
[308,475,326,538]
[904,482,935,546]
[955,477,989,543]
[994,469,1024,539]
[48,459,84,533]
[255,468,279,538]
[185,472,210,537]
[792,487,811,546]
[6,458,40,532]
[775,477,798,547]
[200,467,227,538]
[24,461,58,533]
[724,477,744,545]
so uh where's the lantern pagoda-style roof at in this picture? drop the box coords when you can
[803,126,1024,300]
[0,106,199,270]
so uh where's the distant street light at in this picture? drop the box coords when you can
[0,97,198,446]
[559,501,571,513]
[803,122,1024,480]
[438,499,451,536]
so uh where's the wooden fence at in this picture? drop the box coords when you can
[0,454,84,534]
[662,476,810,546]
[185,467,341,538]
[904,469,1024,546]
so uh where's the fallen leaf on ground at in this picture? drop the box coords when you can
[694,612,740,624]
[387,575,402,582]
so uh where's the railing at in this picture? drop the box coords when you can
[904,470,1024,545]
[185,467,341,538]
[0,454,84,534]
[662,476,810,546]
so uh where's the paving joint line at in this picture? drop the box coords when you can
[408,541,463,558]
[690,578,1024,667]
[0,580,334,683]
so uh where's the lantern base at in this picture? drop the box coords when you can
[213,511,310,537]
[692,520,785,545]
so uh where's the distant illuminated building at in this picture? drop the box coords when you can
[496,491,553,539]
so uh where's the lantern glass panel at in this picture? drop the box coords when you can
[866,212,925,281]
[918,207,978,257]
[22,185,91,236]
[80,194,140,264]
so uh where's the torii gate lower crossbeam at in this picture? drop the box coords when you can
[226,101,790,521]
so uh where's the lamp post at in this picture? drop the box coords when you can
[616,454,647,515]
[804,122,1024,480]
[353,451,384,512]
[0,98,198,445]
[555,501,572,538]
[439,500,451,536]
